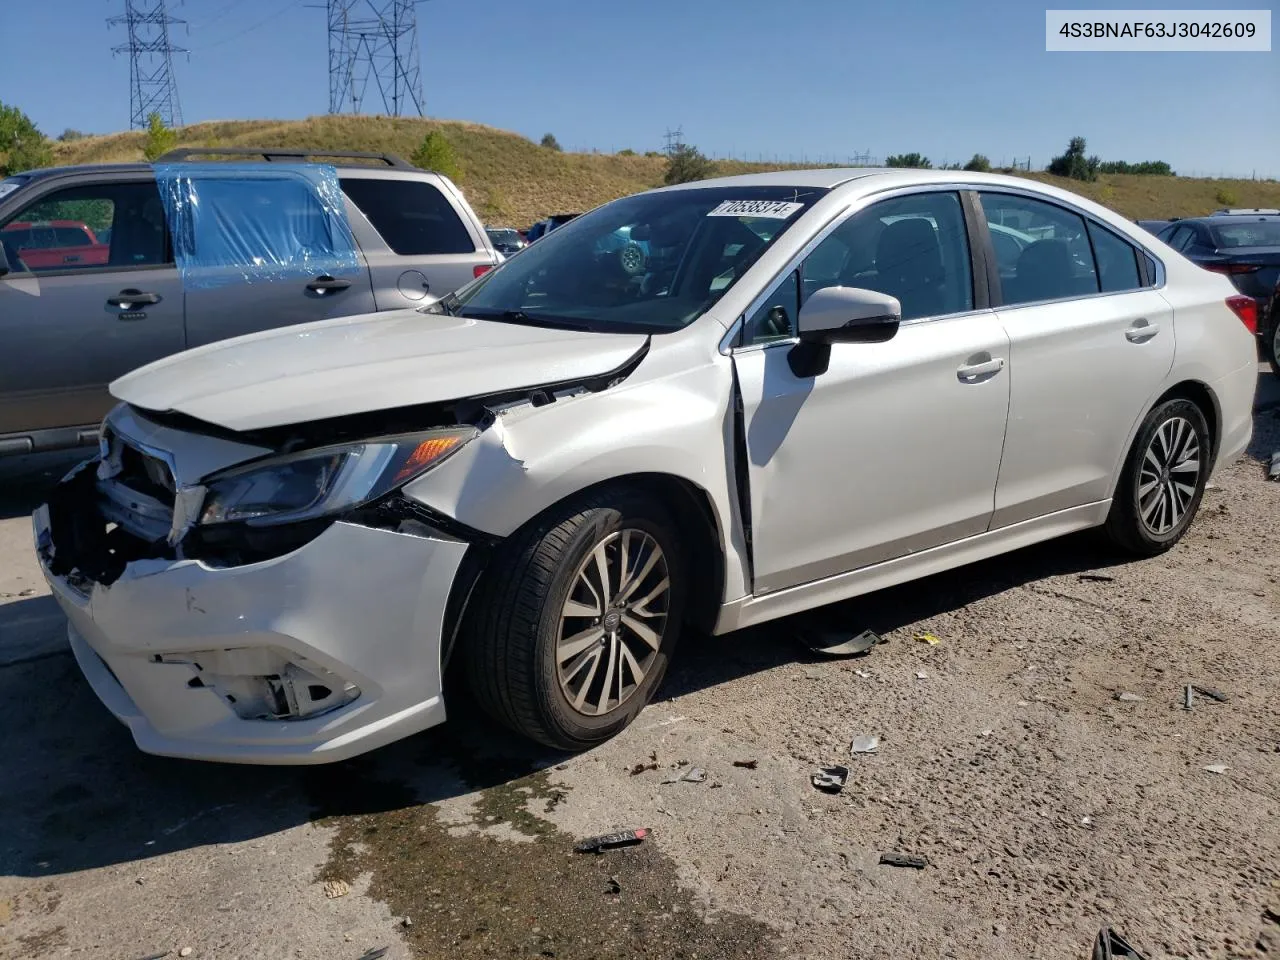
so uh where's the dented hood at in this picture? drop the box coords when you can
[110,309,650,432]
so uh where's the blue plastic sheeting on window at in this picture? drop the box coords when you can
[153,162,360,290]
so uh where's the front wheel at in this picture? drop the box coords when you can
[461,488,685,750]
[1103,398,1210,556]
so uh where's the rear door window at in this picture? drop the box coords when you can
[341,178,476,255]
[1086,221,1142,293]
[979,193,1099,305]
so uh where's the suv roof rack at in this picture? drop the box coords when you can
[1211,208,1280,216]
[154,147,415,169]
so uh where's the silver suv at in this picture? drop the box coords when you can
[0,147,498,457]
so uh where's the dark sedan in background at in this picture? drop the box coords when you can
[485,227,527,256]
[1158,210,1280,374]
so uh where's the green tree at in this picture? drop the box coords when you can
[410,130,463,182]
[0,102,52,177]
[663,141,713,185]
[886,152,932,169]
[58,128,88,142]
[1047,136,1099,182]
[617,148,636,157]
[142,113,178,161]
[963,153,991,172]
[540,132,561,151]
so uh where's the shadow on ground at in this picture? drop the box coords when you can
[1,378,1275,882]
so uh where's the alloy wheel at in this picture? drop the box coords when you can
[1137,415,1201,535]
[556,529,670,716]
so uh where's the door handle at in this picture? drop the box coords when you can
[106,289,161,308]
[1125,318,1160,343]
[306,275,351,293]
[957,357,1005,382]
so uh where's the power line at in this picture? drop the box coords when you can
[324,0,425,117]
[199,0,305,51]
[109,0,187,129]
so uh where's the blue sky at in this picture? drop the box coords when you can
[4,0,1278,177]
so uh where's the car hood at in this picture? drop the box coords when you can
[110,309,650,432]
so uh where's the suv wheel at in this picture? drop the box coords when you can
[462,487,685,750]
[619,243,647,276]
[1104,398,1210,556]
[1268,322,1280,379]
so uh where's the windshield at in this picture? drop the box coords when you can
[433,185,828,333]
[1212,221,1280,248]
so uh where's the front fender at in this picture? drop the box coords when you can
[401,352,750,603]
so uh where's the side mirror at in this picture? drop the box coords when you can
[788,286,902,377]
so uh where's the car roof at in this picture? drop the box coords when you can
[1173,214,1280,226]
[9,158,419,183]
[654,167,1072,193]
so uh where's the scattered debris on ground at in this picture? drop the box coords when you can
[799,627,882,657]
[878,853,928,869]
[322,879,351,899]
[1113,691,1143,702]
[732,759,758,769]
[1204,764,1229,775]
[1268,451,1279,479]
[629,751,660,775]
[811,765,849,794]
[1078,574,1116,583]
[356,949,388,960]
[662,766,706,784]
[574,828,650,854]
[914,632,941,646]
[1091,926,1150,960]
[604,877,621,895]
[1193,684,1229,703]
[849,734,879,755]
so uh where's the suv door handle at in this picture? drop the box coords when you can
[306,275,351,293]
[957,357,1005,382]
[107,289,161,308]
[1125,318,1160,342]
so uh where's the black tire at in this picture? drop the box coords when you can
[461,486,686,751]
[1104,398,1210,556]
[1267,323,1280,380]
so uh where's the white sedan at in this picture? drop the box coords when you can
[34,169,1257,763]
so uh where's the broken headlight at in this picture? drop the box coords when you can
[199,427,476,527]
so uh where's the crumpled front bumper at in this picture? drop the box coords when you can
[34,495,468,765]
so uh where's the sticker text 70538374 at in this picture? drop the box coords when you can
[706,200,804,219]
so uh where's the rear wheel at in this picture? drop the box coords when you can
[1268,322,1280,379]
[461,487,685,750]
[1103,398,1210,556]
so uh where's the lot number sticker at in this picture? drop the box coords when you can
[707,200,804,219]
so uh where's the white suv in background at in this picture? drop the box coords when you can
[0,147,499,456]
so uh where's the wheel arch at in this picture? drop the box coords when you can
[1108,377,1221,503]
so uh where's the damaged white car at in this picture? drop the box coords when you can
[35,169,1257,764]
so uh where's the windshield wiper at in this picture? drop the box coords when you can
[461,309,593,331]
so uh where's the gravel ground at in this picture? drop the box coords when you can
[2,372,1278,960]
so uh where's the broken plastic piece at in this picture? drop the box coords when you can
[1078,573,1116,583]
[1184,685,1194,710]
[879,853,928,869]
[1113,692,1143,702]
[605,876,621,895]
[357,949,389,960]
[1193,685,1229,703]
[663,766,706,784]
[733,759,759,769]
[811,765,849,794]
[850,734,879,754]
[1269,451,1280,479]
[574,828,649,854]
[914,632,941,646]
[1204,764,1229,775]
[800,627,882,657]
[1092,926,1151,960]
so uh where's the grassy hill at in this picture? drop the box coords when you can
[51,115,1280,229]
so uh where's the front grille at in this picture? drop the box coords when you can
[117,441,177,508]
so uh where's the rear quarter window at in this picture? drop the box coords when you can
[341,178,476,256]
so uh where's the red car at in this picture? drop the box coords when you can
[1,219,110,270]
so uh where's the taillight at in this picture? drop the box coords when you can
[1225,294,1258,334]
[1205,263,1261,275]
[473,263,494,278]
